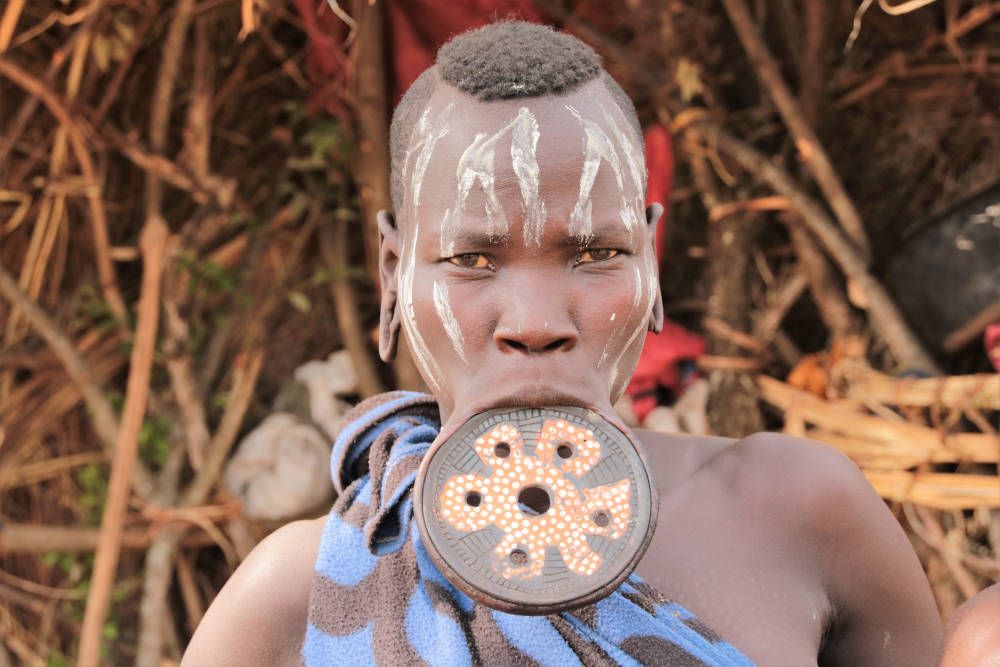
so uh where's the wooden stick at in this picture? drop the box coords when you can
[77,217,167,667]
[865,470,1000,510]
[0,0,25,52]
[942,299,1000,353]
[909,505,981,599]
[837,360,1000,410]
[719,0,871,258]
[181,349,264,508]
[0,523,215,555]
[347,0,422,392]
[320,220,384,398]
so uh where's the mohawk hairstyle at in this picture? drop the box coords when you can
[389,21,644,214]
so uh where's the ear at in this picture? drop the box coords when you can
[377,210,403,362]
[645,203,665,334]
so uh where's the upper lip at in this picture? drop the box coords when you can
[435,387,614,445]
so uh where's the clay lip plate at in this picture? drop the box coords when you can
[414,406,658,615]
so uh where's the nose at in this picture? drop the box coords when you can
[493,281,578,355]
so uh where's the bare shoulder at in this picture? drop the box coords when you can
[939,583,1000,666]
[638,427,866,523]
[182,516,326,667]
[728,432,942,664]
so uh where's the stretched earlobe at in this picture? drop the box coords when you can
[645,203,665,334]
[377,210,402,362]
[379,291,402,362]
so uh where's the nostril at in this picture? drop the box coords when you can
[543,338,571,352]
[503,339,529,352]
[500,337,573,354]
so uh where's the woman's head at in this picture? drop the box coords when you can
[378,21,662,434]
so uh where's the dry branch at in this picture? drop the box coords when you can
[77,218,168,667]
[865,471,1000,510]
[0,523,217,555]
[320,220,384,398]
[759,376,998,464]
[721,0,870,257]
[837,360,1000,410]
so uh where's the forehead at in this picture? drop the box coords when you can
[399,78,644,239]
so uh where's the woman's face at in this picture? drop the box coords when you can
[384,78,661,439]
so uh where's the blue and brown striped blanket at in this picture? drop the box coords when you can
[303,391,754,666]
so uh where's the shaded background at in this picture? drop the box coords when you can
[0,0,998,664]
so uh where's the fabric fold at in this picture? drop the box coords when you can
[305,391,755,666]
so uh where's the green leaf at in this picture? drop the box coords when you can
[288,291,311,313]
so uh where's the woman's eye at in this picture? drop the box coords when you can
[577,248,620,263]
[447,253,492,269]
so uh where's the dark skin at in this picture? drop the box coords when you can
[937,583,1000,666]
[184,79,942,666]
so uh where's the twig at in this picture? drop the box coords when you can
[702,317,769,356]
[104,127,237,210]
[0,523,216,555]
[719,0,870,258]
[754,267,808,344]
[758,376,997,463]
[175,552,204,634]
[129,2,196,664]
[319,220,384,398]
[784,215,859,340]
[77,217,168,667]
[906,504,980,599]
[942,300,1000,353]
[181,349,264,508]
[0,0,25,52]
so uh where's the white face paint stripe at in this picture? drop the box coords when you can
[399,107,455,395]
[511,108,546,247]
[398,221,445,395]
[598,264,644,369]
[409,103,454,218]
[432,280,467,364]
[602,106,646,199]
[441,108,545,256]
[609,252,658,397]
[565,104,640,241]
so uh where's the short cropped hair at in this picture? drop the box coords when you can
[389,21,644,214]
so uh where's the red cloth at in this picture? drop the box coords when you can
[986,323,1000,373]
[625,323,706,422]
[295,2,701,413]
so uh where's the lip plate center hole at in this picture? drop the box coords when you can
[509,548,528,565]
[517,485,551,516]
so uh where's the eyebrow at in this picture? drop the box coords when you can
[440,220,638,253]
[446,228,512,250]
[566,222,636,248]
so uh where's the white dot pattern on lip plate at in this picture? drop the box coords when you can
[438,419,632,580]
